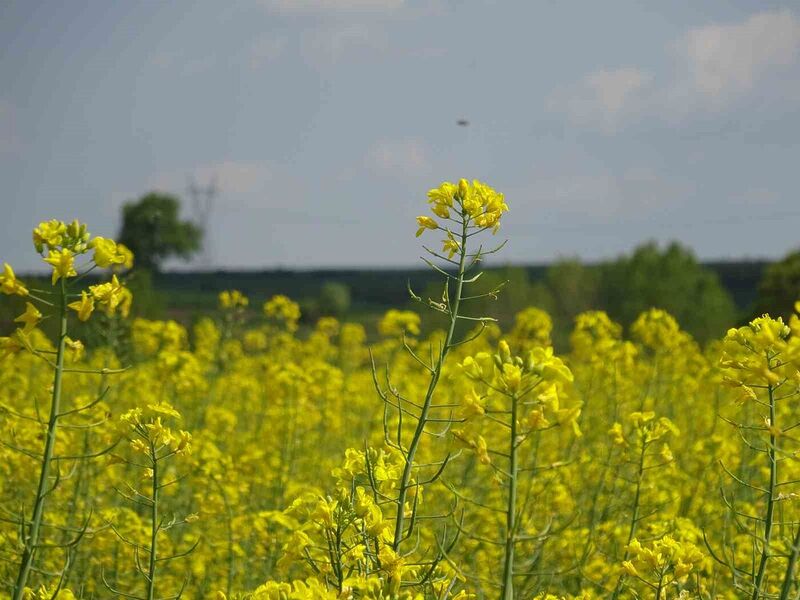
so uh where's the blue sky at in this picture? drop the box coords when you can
[1,1,799,270]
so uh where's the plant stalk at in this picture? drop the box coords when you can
[13,279,68,599]
[392,213,469,551]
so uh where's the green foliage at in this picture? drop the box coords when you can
[125,268,165,319]
[118,192,202,272]
[599,241,737,342]
[318,281,352,317]
[755,249,800,320]
[416,246,735,345]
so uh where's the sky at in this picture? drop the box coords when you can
[1,0,799,271]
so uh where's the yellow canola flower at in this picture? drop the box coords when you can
[115,243,134,270]
[526,407,550,430]
[147,401,182,419]
[64,337,84,362]
[0,333,24,358]
[117,286,133,318]
[501,363,522,392]
[423,179,508,233]
[14,302,42,333]
[378,546,405,580]
[43,249,77,285]
[427,181,457,218]
[415,215,438,237]
[609,422,627,446]
[378,309,421,337]
[90,236,129,268]
[32,219,67,253]
[0,263,28,296]
[621,560,639,577]
[219,289,249,310]
[263,294,301,331]
[442,236,460,259]
[146,416,174,447]
[68,290,95,322]
[89,274,129,316]
[460,388,485,419]
[173,430,192,454]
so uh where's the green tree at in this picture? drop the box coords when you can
[118,193,202,272]
[755,249,800,320]
[542,258,599,348]
[319,281,352,317]
[599,241,736,342]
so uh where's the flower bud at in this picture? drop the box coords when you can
[458,178,469,199]
[498,340,512,364]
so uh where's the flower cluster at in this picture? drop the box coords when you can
[263,294,301,332]
[416,179,508,263]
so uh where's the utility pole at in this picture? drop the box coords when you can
[187,175,217,270]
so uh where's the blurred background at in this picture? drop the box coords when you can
[1,1,799,344]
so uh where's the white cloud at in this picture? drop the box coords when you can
[678,10,800,102]
[552,10,800,130]
[365,138,430,176]
[553,67,653,131]
[260,0,405,15]
[513,167,692,226]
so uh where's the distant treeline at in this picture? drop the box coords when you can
[0,247,782,348]
[138,248,773,347]
[151,259,767,313]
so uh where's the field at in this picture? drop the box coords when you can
[2,182,800,600]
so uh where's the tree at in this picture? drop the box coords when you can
[542,258,599,348]
[118,193,202,272]
[755,249,800,320]
[599,241,737,342]
[319,281,352,317]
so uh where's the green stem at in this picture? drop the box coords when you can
[392,214,469,552]
[612,437,648,600]
[147,450,159,600]
[752,382,777,600]
[779,523,800,600]
[500,393,520,600]
[13,279,68,600]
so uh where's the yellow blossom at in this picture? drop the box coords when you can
[64,337,84,362]
[0,334,24,358]
[89,275,126,315]
[14,302,42,333]
[415,215,438,237]
[90,236,128,268]
[442,236,460,259]
[0,263,28,296]
[32,219,67,252]
[43,249,77,284]
[68,291,95,321]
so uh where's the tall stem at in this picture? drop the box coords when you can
[392,214,468,551]
[147,450,159,600]
[779,524,800,600]
[611,437,648,600]
[13,279,68,600]
[752,382,777,600]
[500,393,519,600]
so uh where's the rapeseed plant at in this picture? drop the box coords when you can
[0,189,798,599]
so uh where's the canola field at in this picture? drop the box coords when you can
[1,180,800,600]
